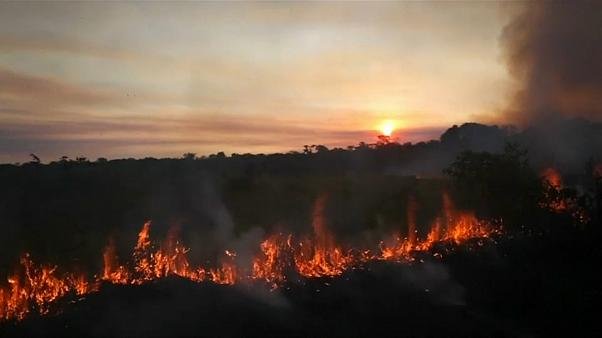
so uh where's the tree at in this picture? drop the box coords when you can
[209,152,226,159]
[444,143,543,228]
[356,142,368,150]
[29,153,41,164]
[182,152,197,160]
[313,145,329,153]
[376,135,391,145]
[303,145,312,154]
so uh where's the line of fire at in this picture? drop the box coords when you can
[1,164,596,322]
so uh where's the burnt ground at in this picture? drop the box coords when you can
[1,228,601,338]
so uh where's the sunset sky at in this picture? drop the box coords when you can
[0,1,517,163]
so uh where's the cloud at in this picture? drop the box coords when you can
[0,67,444,163]
[0,114,442,163]
[0,36,141,61]
[0,68,112,110]
[0,2,503,162]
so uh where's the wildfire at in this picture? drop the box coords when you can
[0,193,500,322]
[252,233,293,287]
[0,254,96,321]
[378,192,495,261]
[539,167,590,223]
[541,167,563,190]
[294,195,353,277]
[540,167,570,213]
[101,221,234,285]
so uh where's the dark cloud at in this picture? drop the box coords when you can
[501,1,602,124]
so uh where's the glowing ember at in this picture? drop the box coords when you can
[540,167,568,212]
[539,167,590,223]
[0,193,500,322]
[541,167,563,190]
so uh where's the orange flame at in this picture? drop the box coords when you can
[252,233,292,287]
[294,195,352,277]
[1,194,500,322]
[541,167,563,190]
[0,254,95,321]
[102,238,130,284]
[540,167,568,212]
[379,192,497,261]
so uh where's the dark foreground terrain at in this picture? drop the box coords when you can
[2,226,600,338]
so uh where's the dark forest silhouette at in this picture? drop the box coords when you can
[0,119,600,268]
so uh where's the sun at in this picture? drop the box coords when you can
[379,120,395,137]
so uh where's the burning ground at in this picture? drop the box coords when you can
[1,222,600,338]
[1,193,498,323]
[1,180,600,337]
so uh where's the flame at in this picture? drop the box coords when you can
[1,193,500,322]
[541,167,563,189]
[102,238,130,284]
[208,262,237,285]
[540,167,568,212]
[0,254,96,321]
[539,167,590,223]
[378,192,496,261]
[294,195,352,277]
[252,233,292,287]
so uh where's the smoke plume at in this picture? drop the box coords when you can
[501,1,602,124]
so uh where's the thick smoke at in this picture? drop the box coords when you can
[501,1,602,124]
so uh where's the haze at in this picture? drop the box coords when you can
[0,1,514,163]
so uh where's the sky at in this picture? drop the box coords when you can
[0,1,515,163]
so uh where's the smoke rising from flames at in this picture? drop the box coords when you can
[0,193,500,322]
[501,2,602,124]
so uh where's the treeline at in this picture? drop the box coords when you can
[0,120,600,273]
